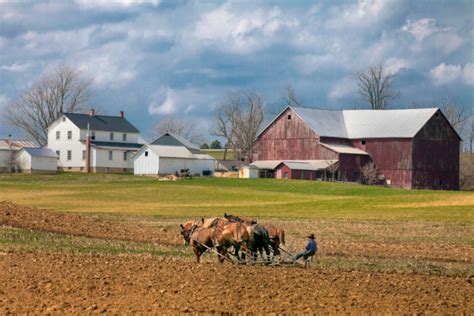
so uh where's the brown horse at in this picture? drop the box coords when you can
[189,221,250,263]
[180,220,200,245]
[263,224,286,256]
[202,217,228,228]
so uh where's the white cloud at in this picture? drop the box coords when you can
[429,62,473,86]
[148,87,216,116]
[401,18,451,41]
[191,4,296,54]
[148,88,176,115]
[462,63,474,85]
[327,0,393,29]
[384,58,410,74]
[0,63,32,72]
[292,54,333,74]
[328,78,357,100]
[75,0,160,10]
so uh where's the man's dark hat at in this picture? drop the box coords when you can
[307,233,315,239]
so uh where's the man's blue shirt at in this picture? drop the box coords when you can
[306,239,317,253]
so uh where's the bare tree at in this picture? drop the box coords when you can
[154,117,204,145]
[3,65,93,146]
[212,90,266,162]
[360,162,379,185]
[435,97,470,136]
[356,65,400,110]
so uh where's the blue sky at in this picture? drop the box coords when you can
[0,0,472,142]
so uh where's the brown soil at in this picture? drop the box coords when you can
[1,201,473,313]
[1,252,472,314]
[0,201,181,246]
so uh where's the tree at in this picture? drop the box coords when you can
[435,97,470,137]
[200,143,209,149]
[212,90,266,162]
[4,65,93,145]
[154,117,204,144]
[210,140,222,149]
[356,64,400,110]
[360,162,379,185]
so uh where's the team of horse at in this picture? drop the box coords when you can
[179,213,286,264]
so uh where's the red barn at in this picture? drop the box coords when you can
[253,106,460,190]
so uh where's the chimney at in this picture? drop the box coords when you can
[89,109,95,116]
[119,111,124,118]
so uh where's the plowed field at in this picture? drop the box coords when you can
[1,202,473,313]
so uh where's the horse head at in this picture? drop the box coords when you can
[180,221,198,245]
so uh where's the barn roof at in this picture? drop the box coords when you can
[21,147,57,158]
[151,133,200,151]
[251,159,338,170]
[259,106,440,139]
[63,113,140,133]
[0,139,37,150]
[320,143,369,155]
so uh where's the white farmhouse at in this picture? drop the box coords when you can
[47,110,143,172]
[133,145,215,176]
[0,139,37,173]
[15,148,57,174]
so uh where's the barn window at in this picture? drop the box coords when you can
[287,114,291,120]
[108,151,113,160]
[361,139,366,145]
[67,150,72,161]
[145,151,149,157]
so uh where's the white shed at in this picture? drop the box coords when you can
[16,147,57,174]
[133,145,214,176]
[239,165,259,178]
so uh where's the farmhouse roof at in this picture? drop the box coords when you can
[320,143,369,155]
[63,113,140,133]
[151,133,200,151]
[258,106,442,139]
[21,147,57,158]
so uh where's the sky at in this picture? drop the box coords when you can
[0,0,473,143]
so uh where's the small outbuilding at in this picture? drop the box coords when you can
[274,160,339,180]
[133,145,215,176]
[239,165,259,178]
[15,147,57,174]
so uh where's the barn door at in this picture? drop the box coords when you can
[276,169,282,179]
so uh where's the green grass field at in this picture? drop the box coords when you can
[0,173,472,221]
[1,173,473,277]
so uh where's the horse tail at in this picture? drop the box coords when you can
[280,228,285,246]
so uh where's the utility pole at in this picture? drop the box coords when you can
[8,134,12,174]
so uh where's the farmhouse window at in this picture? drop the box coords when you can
[56,151,60,160]
[145,151,149,157]
[110,133,114,141]
[82,150,86,160]
[123,133,127,141]
[56,131,60,140]
[123,152,127,161]
[67,150,72,161]
[91,131,96,140]
[67,131,72,140]
[109,151,113,160]
[361,139,366,145]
